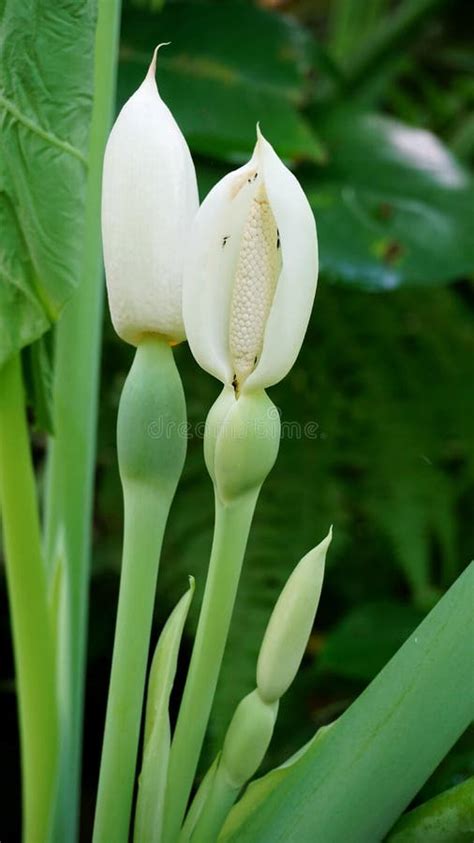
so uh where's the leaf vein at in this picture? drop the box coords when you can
[0,91,87,166]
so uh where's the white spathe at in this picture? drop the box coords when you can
[102,47,199,345]
[183,128,318,393]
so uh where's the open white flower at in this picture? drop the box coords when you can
[102,47,199,345]
[183,127,318,393]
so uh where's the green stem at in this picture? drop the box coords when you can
[190,768,238,843]
[163,492,258,843]
[93,337,187,843]
[93,487,169,839]
[44,2,121,839]
[0,355,58,843]
[386,777,474,842]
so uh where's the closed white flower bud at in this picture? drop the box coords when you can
[102,47,199,345]
[257,528,332,703]
[183,126,318,395]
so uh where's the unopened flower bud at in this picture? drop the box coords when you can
[102,47,199,345]
[257,528,332,703]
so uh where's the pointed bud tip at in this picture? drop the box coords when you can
[301,525,333,572]
[256,122,266,146]
[256,529,332,703]
[254,123,275,165]
[323,524,333,549]
[148,42,171,79]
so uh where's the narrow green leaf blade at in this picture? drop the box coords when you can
[179,755,221,843]
[0,0,96,365]
[220,564,474,843]
[134,579,195,843]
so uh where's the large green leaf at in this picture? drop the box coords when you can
[220,563,474,843]
[118,3,325,163]
[0,0,96,366]
[309,109,474,288]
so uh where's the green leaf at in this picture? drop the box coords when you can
[386,777,474,843]
[417,728,474,803]
[309,110,474,288]
[219,564,474,843]
[180,755,221,843]
[318,600,425,681]
[0,0,96,366]
[118,3,326,164]
[134,579,194,843]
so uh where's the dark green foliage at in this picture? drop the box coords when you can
[94,5,474,786]
[158,281,474,761]
[118,1,474,291]
[118,3,325,163]
[1,0,473,836]
[311,109,474,288]
[21,331,55,434]
[96,280,474,776]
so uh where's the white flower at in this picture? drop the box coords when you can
[102,47,199,345]
[183,127,318,393]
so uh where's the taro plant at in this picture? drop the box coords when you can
[0,2,473,843]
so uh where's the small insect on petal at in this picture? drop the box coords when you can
[183,127,318,392]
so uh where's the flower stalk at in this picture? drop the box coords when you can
[164,392,280,841]
[94,49,197,842]
[163,488,263,843]
[93,338,187,843]
[165,126,318,841]
[0,355,58,843]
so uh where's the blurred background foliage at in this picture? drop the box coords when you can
[1,0,474,837]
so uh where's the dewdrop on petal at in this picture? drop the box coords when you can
[257,528,332,703]
[102,46,199,345]
[183,126,318,395]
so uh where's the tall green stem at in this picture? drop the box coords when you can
[163,492,258,843]
[44,1,121,838]
[0,355,58,843]
[93,337,187,843]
